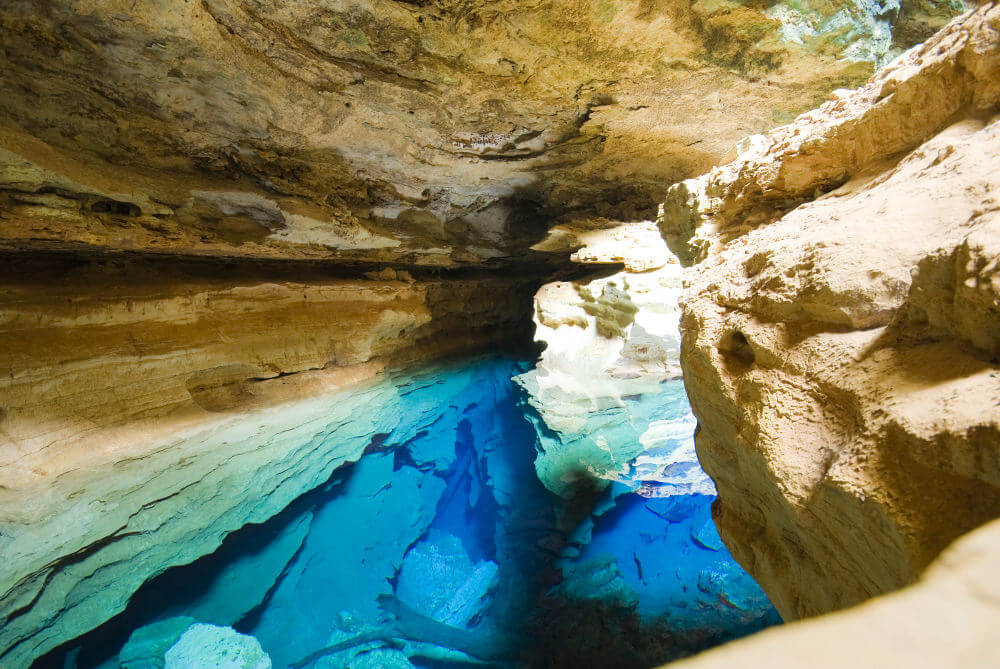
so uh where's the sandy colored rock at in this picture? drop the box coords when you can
[0,0,960,267]
[663,2,1000,621]
[667,516,1000,669]
[0,253,537,667]
[0,256,535,471]
[0,0,984,665]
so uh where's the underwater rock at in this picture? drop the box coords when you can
[172,512,312,627]
[118,617,197,669]
[396,530,499,628]
[250,453,446,667]
[334,647,415,669]
[0,356,545,667]
[558,485,779,633]
[663,2,1000,621]
[671,517,1000,669]
[556,555,640,609]
[519,215,778,637]
[163,624,270,669]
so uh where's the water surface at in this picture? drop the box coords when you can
[42,356,777,669]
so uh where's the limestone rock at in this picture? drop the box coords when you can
[396,530,499,629]
[0,346,529,667]
[665,2,1000,621]
[660,1,1000,265]
[0,0,979,665]
[164,624,271,669]
[119,616,197,669]
[0,1,961,267]
[171,511,313,627]
[517,220,690,496]
[667,517,1000,669]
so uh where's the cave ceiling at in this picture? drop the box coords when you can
[0,0,960,269]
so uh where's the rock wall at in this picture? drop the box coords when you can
[517,220,687,496]
[0,253,537,667]
[515,221,781,658]
[660,1,1000,621]
[0,0,960,268]
[671,515,1000,669]
[0,0,980,665]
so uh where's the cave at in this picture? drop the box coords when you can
[1,1,999,668]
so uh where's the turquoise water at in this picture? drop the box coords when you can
[41,356,777,669]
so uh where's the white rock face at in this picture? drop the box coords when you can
[524,221,684,419]
[517,221,690,496]
[165,624,271,669]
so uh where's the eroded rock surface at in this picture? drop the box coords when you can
[670,516,1000,669]
[517,220,687,495]
[0,0,960,267]
[515,221,780,652]
[661,2,1000,621]
[0,0,979,665]
[0,256,536,667]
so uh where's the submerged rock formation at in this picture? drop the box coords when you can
[0,0,982,666]
[0,257,538,667]
[661,1,1000,621]
[164,624,271,669]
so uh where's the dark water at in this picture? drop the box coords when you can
[41,356,778,669]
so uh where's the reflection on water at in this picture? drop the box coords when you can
[42,357,778,669]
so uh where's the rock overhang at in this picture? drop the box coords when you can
[0,0,963,270]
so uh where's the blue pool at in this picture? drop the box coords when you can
[42,356,778,669]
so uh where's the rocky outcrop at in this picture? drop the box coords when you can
[670,516,1000,669]
[0,254,535,468]
[515,220,780,650]
[0,0,960,268]
[517,220,687,496]
[661,2,1000,621]
[0,0,979,665]
[0,254,538,667]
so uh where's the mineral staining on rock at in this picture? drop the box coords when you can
[660,1,1000,621]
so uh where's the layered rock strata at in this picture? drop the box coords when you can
[0,0,961,268]
[660,1,1000,621]
[0,254,538,667]
[0,0,980,665]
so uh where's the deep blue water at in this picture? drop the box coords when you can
[43,356,778,669]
